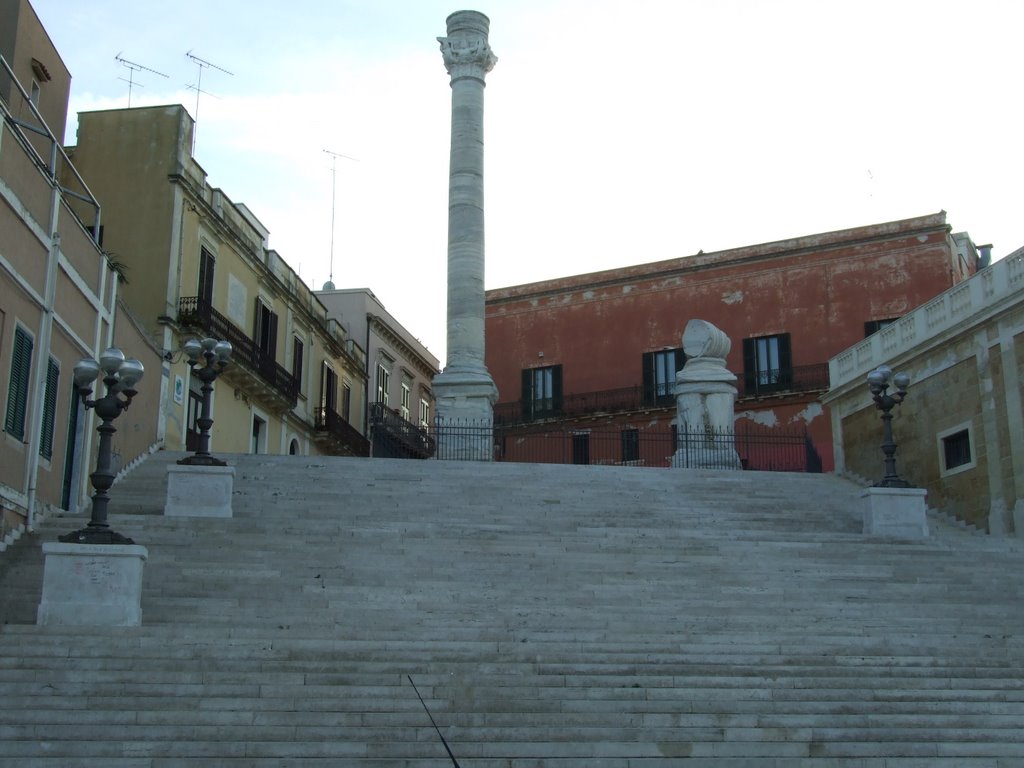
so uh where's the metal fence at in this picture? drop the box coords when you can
[411,421,822,472]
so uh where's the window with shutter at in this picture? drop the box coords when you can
[4,327,34,440]
[741,333,792,395]
[254,300,277,362]
[291,337,304,392]
[642,348,685,406]
[521,364,563,420]
[198,247,215,307]
[39,357,59,459]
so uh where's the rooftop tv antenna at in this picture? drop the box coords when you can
[115,53,168,108]
[322,149,358,290]
[185,50,233,155]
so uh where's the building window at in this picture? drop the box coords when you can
[320,362,338,413]
[291,337,304,392]
[400,379,412,421]
[30,79,40,108]
[4,326,34,440]
[342,382,352,422]
[251,414,266,454]
[521,364,562,420]
[419,398,430,427]
[185,376,203,452]
[938,422,976,477]
[39,357,59,460]
[864,318,898,337]
[621,428,640,463]
[572,432,590,465]
[742,333,792,394]
[376,362,391,406]
[198,246,215,306]
[254,300,278,362]
[642,348,685,406]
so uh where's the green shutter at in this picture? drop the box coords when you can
[4,328,34,440]
[521,368,532,420]
[551,365,563,414]
[39,357,60,459]
[641,351,654,405]
[777,333,793,388]
[741,338,756,393]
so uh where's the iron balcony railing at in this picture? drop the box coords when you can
[369,402,436,459]
[313,406,370,457]
[494,364,830,425]
[178,297,299,406]
[737,363,830,398]
[423,421,822,472]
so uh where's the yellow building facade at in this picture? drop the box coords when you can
[1,1,162,546]
[64,105,369,459]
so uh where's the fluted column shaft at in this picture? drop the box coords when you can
[437,10,496,376]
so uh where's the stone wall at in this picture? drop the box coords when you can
[827,253,1024,533]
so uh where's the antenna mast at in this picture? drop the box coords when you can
[185,51,233,155]
[323,149,358,289]
[115,53,168,107]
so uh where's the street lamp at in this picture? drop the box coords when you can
[178,337,232,467]
[59,347,144,545]
[866,364,912,488]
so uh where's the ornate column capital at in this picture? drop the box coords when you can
[438,11,497,83]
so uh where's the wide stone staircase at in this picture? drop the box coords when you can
[0,451,1022,767]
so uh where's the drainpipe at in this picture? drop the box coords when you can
[24,150,63,531]
[364,313,373,437]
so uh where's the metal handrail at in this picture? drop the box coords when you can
[0,55,102,241]
[314,405,370,456]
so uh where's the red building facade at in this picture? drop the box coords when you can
[484,213,980,471]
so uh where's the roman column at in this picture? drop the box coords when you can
[433,10,498,460]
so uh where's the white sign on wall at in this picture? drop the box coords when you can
[228,274,248,327]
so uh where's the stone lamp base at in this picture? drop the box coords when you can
[862,486,929,538]
[37,542,148,626]
[164,464,235,518]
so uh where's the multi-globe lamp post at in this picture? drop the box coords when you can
[178,337,232,467]
[59,347,144,545]
[866,364,911,488]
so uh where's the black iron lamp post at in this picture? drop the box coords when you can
[59,347,144,545]
[178,337,232,467]
[867,365,911,488]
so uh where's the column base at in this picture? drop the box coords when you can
[671,446,742,470]
[165,464,235,518]
[37,542,148,626]
[862,486,929,538]
[433,369,497,461]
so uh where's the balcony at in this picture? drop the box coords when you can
[494,364,830,426]
[313,406,370,457]
[737,363,830,399]
[369,403,435,459]
[178,297,299,410]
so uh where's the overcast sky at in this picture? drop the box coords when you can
[31,0,1024,361]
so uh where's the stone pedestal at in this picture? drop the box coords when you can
[165,464,235,518]
[673,381,743,469]
[434,11,499,443]
[672,320,742,470]
[434,374,497,461]
[862,486,929,538]
[37,542,148,626]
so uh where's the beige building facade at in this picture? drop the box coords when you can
[64,105,369,459]
[825,250,1024,534]
[316,288,438,457]
[0,1,162,548]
